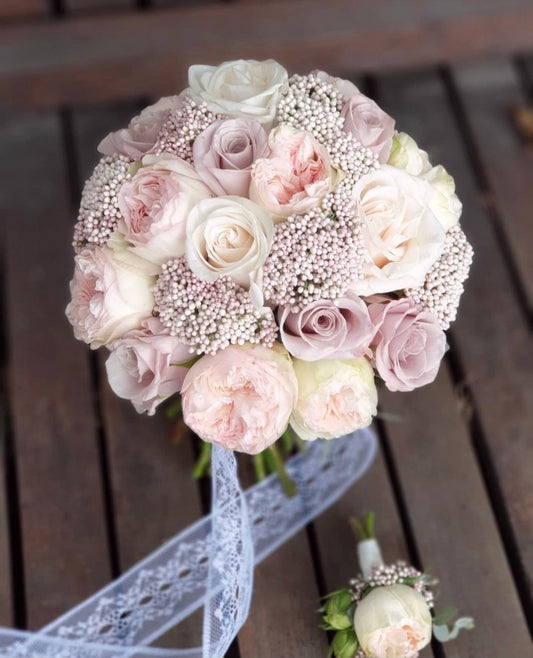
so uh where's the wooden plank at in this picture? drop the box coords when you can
[379,369,531,657]
[64,0,135,13]
[237,456,329,658]
[313,439,409,591]
[0,394,13,626]
[1,0,533,110]
[1,109,111,628]
[71,102,204,648]
[452,58,533,313]
[376,68,532,652]
[0,0,47,19]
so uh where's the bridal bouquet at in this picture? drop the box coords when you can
[321,514,474,658]
[66,59,473,457]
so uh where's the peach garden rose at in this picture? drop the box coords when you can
[181,342,298,454]
[250,124,337,220]
[66,245,155,348]
[117,153,212,265]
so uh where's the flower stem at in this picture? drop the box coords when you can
[253,453,267,481]
[267,443,297,497]
[192,441,212,479]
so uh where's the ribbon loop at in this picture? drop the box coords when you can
[0,428,377,658]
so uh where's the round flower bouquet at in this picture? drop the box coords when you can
[66,59,473,471]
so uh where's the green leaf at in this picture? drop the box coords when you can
[323,589,353,630]
[364,511,375,539]
[433,617,475,642]
[432,605,458,626]
[164,397,182,420]
[331,628,359,658]
[170,356,201,369]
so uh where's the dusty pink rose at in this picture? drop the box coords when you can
[105,317,190,415]
[181,343,298,454]
[193,118,269,196]
[118,153,212,265]
[98,95,184,160]
[342,90,395,163]
[278,292,374,361]
[369,298,446,392]
[312,70,358,102]
[250,125,336,221]
[66,246,155,348]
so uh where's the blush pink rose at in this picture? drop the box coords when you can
[278,291,374,361]
[193,118,269,196]
[181,343,298,454]
[98,95,184,160]
[66,246,155,348]
[105,317,190,415]
[117,153,212,265]
[250,125,336,221]
[341,90,395,163]
[369,298,446,392]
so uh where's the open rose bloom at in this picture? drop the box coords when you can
[67,58,473,456]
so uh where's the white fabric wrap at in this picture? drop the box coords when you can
[358,538,384,580]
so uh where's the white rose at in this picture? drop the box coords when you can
[387,132,431,176]
[185,196,273,305]
[290,357,377,441]
[117,153,212,266]
[354,584,432,658]
[422,164,462,231]
[66,246,155,348]
[351,165,446,295]
[188,59,288,124]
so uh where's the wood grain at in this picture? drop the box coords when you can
[313,439,409,593]
[0,399,13,627]
[1,109,111,628]
[376,67,532,651]
[71,103,204,648]
[237,456,329,658]
[452,58,533,314]
[0,0,47,19]
[1,0,533,110]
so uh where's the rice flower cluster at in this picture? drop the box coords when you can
[66,59,473,454]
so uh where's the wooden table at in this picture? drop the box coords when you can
[0,2,532,656]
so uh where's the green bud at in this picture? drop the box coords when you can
[332,628,359,658]
[324,589,353,630]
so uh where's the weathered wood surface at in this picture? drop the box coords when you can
[1,0,533,110]
[1,110,112,628]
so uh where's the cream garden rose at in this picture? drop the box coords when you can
[388,133,462,231]
[188,59,288,124]
[118,153,212,265]
[350,165,446,295]
[181,342,298,454]
[290,357,377,441]
[354,584,432,658]
[387,132,431,176]
[66,246,155,348]
[185,195,273,304]
[422,164,462,231]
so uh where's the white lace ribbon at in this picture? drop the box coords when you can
[0,428,377,658]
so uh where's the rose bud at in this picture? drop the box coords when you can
[353,584,432,658]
